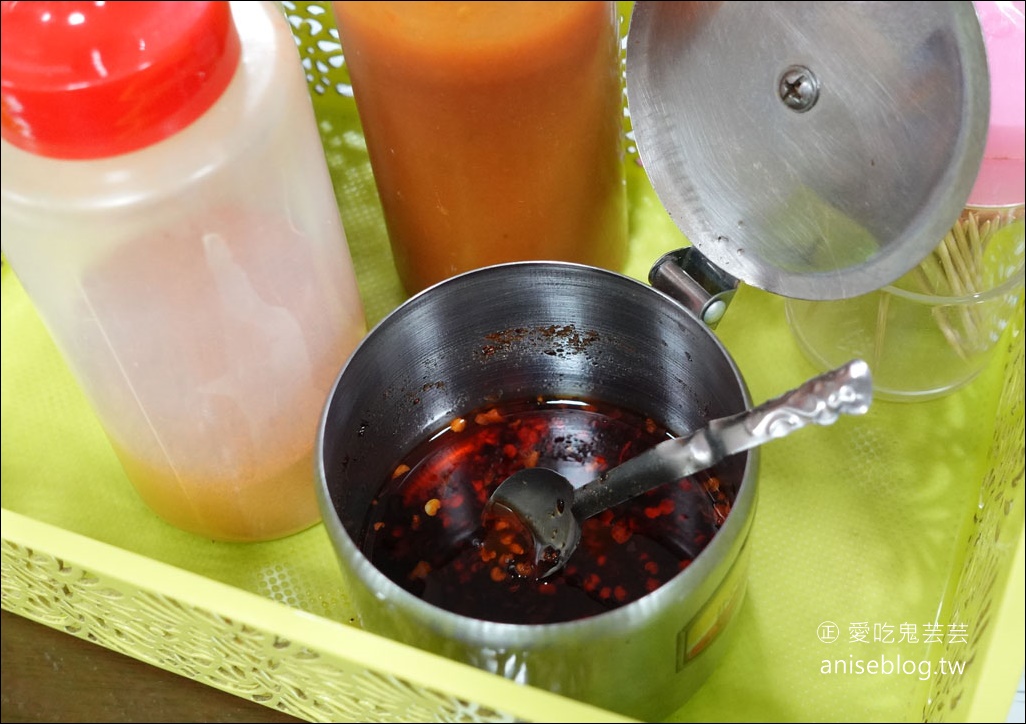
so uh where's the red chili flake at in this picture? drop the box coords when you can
[503,443,518,459]
[614,585,627,602]
[373,521,385,532]
[522,449,540,468]
[618,440,633,464]
[611,522,632,544]
[447,493,465,508]
[645,578,661,592]
[410,514,421,531]
[517,423,541,445]
[643,505,662,519]
[659,498,675,515]
[514,561,534,577]
[644,561,659,575]
[410,561,431,580]
[583,573,601,592]
[599,586,612,600]
[595,554,607,567]
[490,566,506,582]
[475,408,503,426]
[537,582,557,596]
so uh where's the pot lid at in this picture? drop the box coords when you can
[626,1,991,301]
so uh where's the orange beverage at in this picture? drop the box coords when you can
[332,1,629,294]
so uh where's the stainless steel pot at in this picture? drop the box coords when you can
[316,262,755,719]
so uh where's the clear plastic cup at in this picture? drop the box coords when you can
[786,204,1024,402]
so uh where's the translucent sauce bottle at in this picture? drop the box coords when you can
[332,1,629,294]
[0,1,367,541]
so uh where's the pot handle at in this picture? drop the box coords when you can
[649,247,740,329]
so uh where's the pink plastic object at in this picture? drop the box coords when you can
[970,1,1025,206]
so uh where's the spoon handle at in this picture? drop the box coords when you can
[571,359,873,520]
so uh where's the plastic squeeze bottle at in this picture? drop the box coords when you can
[332,1,629,295]
[0,1,367,541]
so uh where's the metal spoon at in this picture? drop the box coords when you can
[484,358,873,579]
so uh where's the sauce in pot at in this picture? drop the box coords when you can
[358,397,732,624]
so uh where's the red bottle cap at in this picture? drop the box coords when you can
[0,1,241,159]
